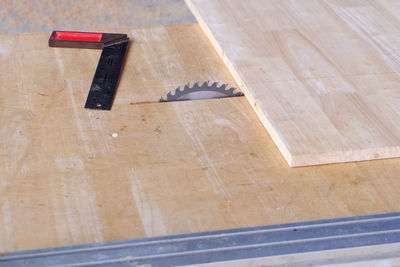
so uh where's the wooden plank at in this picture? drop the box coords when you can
[1,24,400,253]
[185,0,400,166]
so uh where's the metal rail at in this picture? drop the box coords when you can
[1,213,400,266]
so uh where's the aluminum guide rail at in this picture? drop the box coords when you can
[1,213,400,266]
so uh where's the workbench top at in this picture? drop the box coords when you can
[1,24,400,253]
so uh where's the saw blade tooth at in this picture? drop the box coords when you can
[232,89,244,96]
[227,87,239,96]
[167,90,173,98]
[210,81,218,89]
[219,84,227,91]
[193,82,200,89]
[224,89,233,96]
[200,81,208,89]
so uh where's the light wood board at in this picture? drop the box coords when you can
[1,25,400,254]
[185,0,400,166]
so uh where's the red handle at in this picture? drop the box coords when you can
[49,31,128,49]
[53,31,103,42]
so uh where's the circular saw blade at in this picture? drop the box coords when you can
[159,81,243,102]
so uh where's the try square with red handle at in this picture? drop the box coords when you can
[49,30,130,110]
[49,31,128,49]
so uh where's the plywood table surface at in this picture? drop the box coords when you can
[186,0,400,167]
[1,24,400,254]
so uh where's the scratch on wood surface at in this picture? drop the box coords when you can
[15,42,34,112]
[128,169,167,237]
[136,27,186,87]
[87,112,115,154]
[54,156,104,243]
[3,113,30,175]
[0,197,14,252]
[49,184,72,246]
[229,98,253,123]
[54,49,93,156]
[173,103,231,199]
[240,168,272,215]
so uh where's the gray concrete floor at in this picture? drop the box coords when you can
[0,0,196,34]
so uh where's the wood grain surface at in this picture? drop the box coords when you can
[1,24,400,254]
[185,0,400,166]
